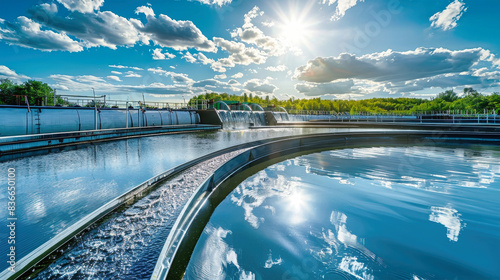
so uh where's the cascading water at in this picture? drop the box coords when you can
[216,110,267,128]
[271,112,290,122]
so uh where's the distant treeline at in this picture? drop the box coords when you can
[3,78,500,114]
[191,88,500,114]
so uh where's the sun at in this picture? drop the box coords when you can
[279,18,308,44]
[273,2,318,51]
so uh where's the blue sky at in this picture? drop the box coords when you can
[1,0,500,103]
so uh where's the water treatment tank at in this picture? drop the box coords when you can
[37,108,80,134]
[176,110,194,125]
[159,111,173,125]
[0,107,29,136]
[99,109,129,129]
[144,110,162,127]
[0,106,201,136]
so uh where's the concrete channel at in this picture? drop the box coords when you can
[0,124,220,156]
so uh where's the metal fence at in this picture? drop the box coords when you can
[56,95,200,110]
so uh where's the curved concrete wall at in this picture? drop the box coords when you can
[0,106,200,137]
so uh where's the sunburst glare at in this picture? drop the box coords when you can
[279,17,308,44]
[273,1,320,53]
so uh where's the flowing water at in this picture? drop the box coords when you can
[272,112,289,122]
[185,145,500,280]
[216,110,267,128]
[34,149,248,280]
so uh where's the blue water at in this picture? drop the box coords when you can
[0,127,386,271]
[185,145,500,279]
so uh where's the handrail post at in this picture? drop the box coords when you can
[126,102,129,128]
[92,88,97,130]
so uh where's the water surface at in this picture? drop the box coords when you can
[186,145,500,279]
[0,127,386,271]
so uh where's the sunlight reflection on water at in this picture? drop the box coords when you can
[186,145,500,280]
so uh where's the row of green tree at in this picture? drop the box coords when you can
[0,79,70,106]
[190,88,500,114]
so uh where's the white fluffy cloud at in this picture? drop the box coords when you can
[152,48,176,60]
[182,51,197,63]
[193,0,232,6]
[243,78,277,94]
[322,0,364,21]
[2,3,215,54]
[0,16,83,52]
[107,75,121,82]
[179,44,264,73]
[293,47,500,97]
[214,73,227,80]
[231,6,285,56]
[294,47,488,83]
[430,0,467,31]
[56,0,104,13]
[27,4,140,49]
[50,74,190,95]
[0,65,30,81]
[387,70,500,94]
[192,78,241,93]
[124,71,141,78]
[135,6,216,52]
[231,72,244,79]
[109,65,143,71]
[266,65,287,72]
[228,79,240,86]
[295,80,355,96]
[197,52,215,65]
[214,37,267,66]
[50,74,107,91]
[185,7,286,74]
[193,79,225,88]
[185,52,229,73]
[148,67,194,84]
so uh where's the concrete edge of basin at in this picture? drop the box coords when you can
[0,124,221,157]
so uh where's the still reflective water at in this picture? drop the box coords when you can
[0,127,383,271]
[186,145,500,279]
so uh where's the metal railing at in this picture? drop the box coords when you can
[286,109,498,116]
[288,114,500,124]
[56,95,199,110]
